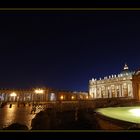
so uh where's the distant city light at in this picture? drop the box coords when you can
[10,92,17,97]
[35,89,44,94]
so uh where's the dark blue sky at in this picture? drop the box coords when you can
[0,11,139,91]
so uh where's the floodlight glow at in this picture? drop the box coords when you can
[10,92,17,97]
[96,107,140,124]
[60,95,64,100]
[129,109,140,116]
[71,96,74,100]
[35,89,44,94]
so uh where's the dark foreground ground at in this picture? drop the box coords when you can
[31,108,100,130]
[2,98,140,130]
[2,108,100,130]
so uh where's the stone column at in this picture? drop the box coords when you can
[31,93,33,102]
[96,88,98,99]
[128,84,130,97]
[107,87,110,98]
[28,93,30,102]
[3,93,5,101]
[99,87,102,98]
[121,84,123,97]
[44,93,46,102]
[23,92,25,102]
[130,83,133,98]
[128,83,133,98]
[33,93,35,102]
[21,93,23,102]
[94,87,96,99]
[126,83,128,97]
[118,85,121,97]
[6,93,8,101]
[42,93,44,102]
[108,86,112,98]
[42,94,44,102]
[34,93,36,102]
[18,93,20,102]
[111,87,113,98]
[114,85,117,97]
[116,86,118,97]
[7,93,10,102]
[14,96,16,102]
[105,86,107,98]
[23,93,26,102]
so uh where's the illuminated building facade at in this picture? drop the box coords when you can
[0,87,88,102]
[89,64,136,99]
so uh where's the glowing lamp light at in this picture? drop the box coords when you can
[71,96,75,100]
[129,109,140,116]
[35,89,44,94]
[10,92,17,97]
[86,96,89,99]
[60,95,64,100]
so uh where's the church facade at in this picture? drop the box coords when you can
[89,64,140,100]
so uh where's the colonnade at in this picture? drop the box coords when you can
[0,89,88,102]
[89,82,133,99]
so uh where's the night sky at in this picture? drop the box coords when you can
[0,10,140,91]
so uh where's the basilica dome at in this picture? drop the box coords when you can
[120,64,130,75]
